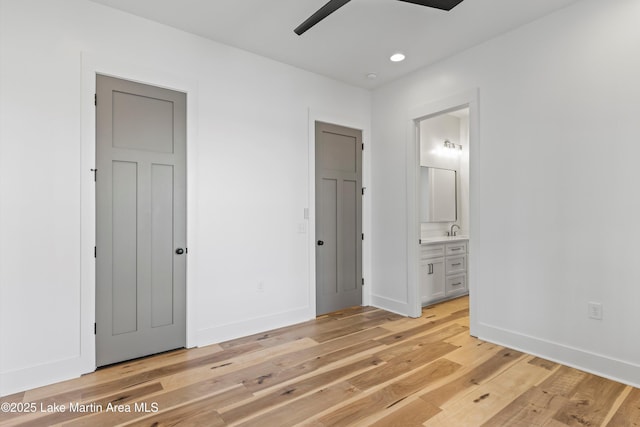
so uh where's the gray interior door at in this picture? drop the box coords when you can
[315,122,363,315]
[96,75,186,366]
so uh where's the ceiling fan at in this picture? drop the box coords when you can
[294,0,465,35]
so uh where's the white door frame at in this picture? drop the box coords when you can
[406,89,479,335]
[80,52,199,373]
[307,109,371,317]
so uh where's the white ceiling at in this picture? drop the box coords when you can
[87,0,584,89]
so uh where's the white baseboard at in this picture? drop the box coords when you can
[196,307,313,347]
[477,321,640,389]
[1,356,89,397]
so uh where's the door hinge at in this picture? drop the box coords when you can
[91,168,97,182]
[361,143,364,150]
[361,277,364,286]
[361,187,365,196]
[94,323,97,335]
[361,233,364,240]
[94,246,97,258]
[94,93,97,106]
[419,239,422,244]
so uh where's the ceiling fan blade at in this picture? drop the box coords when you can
[396,0,464,11]
[294,0,352,35]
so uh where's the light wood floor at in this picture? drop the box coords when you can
[2,296,639,426]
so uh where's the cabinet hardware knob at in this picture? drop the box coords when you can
[317,240,324,246]
[175,248,185,255]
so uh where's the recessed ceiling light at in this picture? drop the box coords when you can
[367,73,378,79]
[390,53,406,62]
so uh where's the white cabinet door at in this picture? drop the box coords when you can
[420,258,445,304]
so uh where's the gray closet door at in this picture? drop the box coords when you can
[315,122,363,315]
[96,75,186,366]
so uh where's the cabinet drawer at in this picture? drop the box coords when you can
[420,244,445,260]
[445,255,466,275]
[446,274,466,294]
[446,242,467,256]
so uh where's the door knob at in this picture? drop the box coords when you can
[175,248,185,255]
[317,240,324,246]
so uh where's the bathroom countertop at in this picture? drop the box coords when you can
[420,235,469,244]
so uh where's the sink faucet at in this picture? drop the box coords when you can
[449,224,460,236]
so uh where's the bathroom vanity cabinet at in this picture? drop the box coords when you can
[420,238,468,306]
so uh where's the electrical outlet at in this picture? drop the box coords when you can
[588,302,603,320]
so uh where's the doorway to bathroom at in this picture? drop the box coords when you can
[416,108,470,308]
[406,90,478,336]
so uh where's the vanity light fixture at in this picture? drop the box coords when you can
[443,139,462,151]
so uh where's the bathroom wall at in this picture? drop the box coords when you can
[419,112,469,238]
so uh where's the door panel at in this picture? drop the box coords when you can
[315,122,362,315]
[96,75,186,367]
[111,160,138,336]
[318,178,338,296]
[112,91,174,153]
[150,163,175,328]
[342,179,357,292]
[319,132,357,172]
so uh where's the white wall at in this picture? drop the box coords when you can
[0,0,371,395]
[372,0,640,386]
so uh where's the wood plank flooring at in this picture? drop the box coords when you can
[1,296,639,426]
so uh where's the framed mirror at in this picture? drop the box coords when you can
[420,167,457,222]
